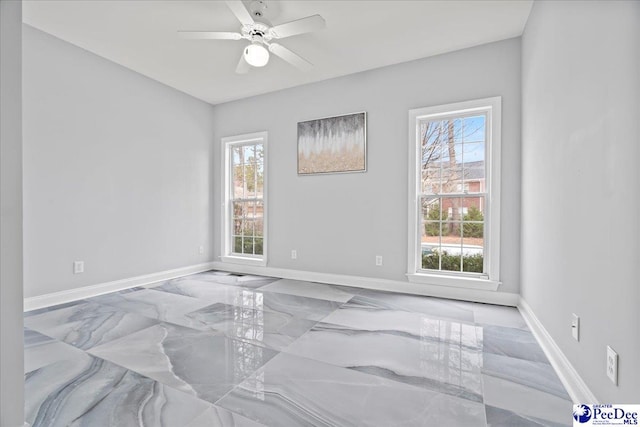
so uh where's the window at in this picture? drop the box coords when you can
[407,97,501,290]
[222,132,267,266]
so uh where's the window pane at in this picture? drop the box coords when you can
[254,237,264,255]
[451,118,464,144]
[420,120,442,148]
[462,116,486,143]
[255,144,264,162]
[462,250,484,273]
[242,220,255,238]
[243,145,254,164]
[233,236,243,253]
[462,161,485,192]
[461,197,484,271]
[433,158,461,194]
[422,247,440,270]
[442,196,464,222]
[233,165,245,199]
[421,197,445,249]
[233,218,242,236]
[232,200,244,217]
[232,146,242,167]
[254,218,264,237]
[461,142,484,164]
[439,228,462,272]
[255,164,264,198]
[422,167,441,194]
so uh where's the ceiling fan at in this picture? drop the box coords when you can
[178,0,325,74]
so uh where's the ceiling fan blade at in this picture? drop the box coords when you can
[236,53,250,74]
[178,31,242,40]
[269,15,325,39]
[268,43,313,71]
[225,0,254,26]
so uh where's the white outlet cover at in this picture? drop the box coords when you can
[73,261,84,274]
[375,256,383,266]
[291,250,297,259]
[606,346,618,385]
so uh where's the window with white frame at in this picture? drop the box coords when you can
[407,97,501,289]
[222,132,267,265]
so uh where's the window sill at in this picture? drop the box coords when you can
[220,255,266,267]
[406,273,500,291]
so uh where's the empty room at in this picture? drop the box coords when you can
[1,0,639,426]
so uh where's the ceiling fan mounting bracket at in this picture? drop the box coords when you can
[249,1,268,19]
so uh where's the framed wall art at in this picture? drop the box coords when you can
[297,111,367,175]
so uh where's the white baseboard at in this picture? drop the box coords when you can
[212,261,519,306]
[23,262,216,312]
[24,259,518,311]
[518,298,598,404]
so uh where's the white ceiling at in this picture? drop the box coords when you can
[23,1,533,105]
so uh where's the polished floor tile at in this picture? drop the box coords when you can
[254,291,342,321]
[321,301,481,349]
[24,301,159,350]
[284,321,483,402]
[482,353,570,400]
[155,279,342,322]
[482,324,549,363]
[482,374,571,426]
[154,279,262,306]
[485,405,568,427]
[186,302,317,350]
[217,352,487,427]
[348,290,475,323]
[87,288,212,330]
[24,270,573,426]
[169,271,278,289]
[24,300,85,317]
[25,350,261,427]
[471,304,529,330]
[259,278,360,302]
[88,322,278,404]
[24,328,86,373]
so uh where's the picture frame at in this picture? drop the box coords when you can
[297,111,367,175]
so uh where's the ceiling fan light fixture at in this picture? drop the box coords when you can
[244,43,269,67]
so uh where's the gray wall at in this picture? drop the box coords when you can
[1,1,25,425]
[212,38,522,294]
[23,26,216,298]
[521,1,640,401]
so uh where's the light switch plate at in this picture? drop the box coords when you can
[571,313,579,341]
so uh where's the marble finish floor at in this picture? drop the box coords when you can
[24,271,573,426]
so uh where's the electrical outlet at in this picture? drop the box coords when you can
[291,250,297,260]
[199,245,204,254]
[606,346,618,385]
[375,255,383,266]
[73,261,84,274]
[571,313,580,341]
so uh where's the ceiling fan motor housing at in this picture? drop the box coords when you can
[242,23,271,43]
